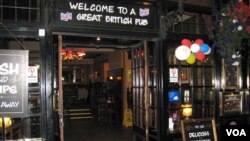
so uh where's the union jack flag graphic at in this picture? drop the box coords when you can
[139,8,150,17]
[60,12,72,21]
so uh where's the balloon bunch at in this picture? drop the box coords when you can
[175,39,211,64]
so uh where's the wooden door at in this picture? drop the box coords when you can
[58,35,64,141]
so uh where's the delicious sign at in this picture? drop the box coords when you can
[181,118,218,141]
[0,50,28,117]
[54,0,157,32]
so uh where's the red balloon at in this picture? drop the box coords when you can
[181,39,192,47]
[196,51,205,61]
[195,39,204,46]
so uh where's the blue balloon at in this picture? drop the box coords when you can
[200,43,210,53]
[204,47,211,55]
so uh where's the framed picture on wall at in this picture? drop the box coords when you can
[223,93,243,114]
[180,68,190,84]
[221,59,241,90]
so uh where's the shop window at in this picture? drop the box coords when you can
[0,37,41,139]
[167,42,215,133]
[171,15,208,35]
[0,0,40,22]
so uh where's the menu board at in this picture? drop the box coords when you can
[0,49,28,117]
[181,118,217,141]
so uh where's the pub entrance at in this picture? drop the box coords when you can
[56,35,136,141]
[52,34,162,141]
[51,0,161,140]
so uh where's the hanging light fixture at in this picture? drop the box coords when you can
[61,48,66,55]
[61,48,86,61]
[96,36,101,41]
[77,49,86,57]
[181,104,192,119]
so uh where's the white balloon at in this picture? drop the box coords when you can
[204,47,211,55]
[190,43,200,53]
[175,45,191,61]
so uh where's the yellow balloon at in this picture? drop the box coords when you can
[0,117,12,128]
[186,53,196,64]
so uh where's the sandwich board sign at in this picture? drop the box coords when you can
[181,118,218,141]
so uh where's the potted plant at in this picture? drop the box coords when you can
[213,0,250,64]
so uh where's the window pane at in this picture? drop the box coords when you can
[17,0,29,7]
[3,8,15,20]
[17,9,29,20]
[205,67,213,86]
[3,0,15,6]
[1,0,40,22]
[193,67,202,86]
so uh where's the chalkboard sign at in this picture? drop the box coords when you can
[0,49,28,117]
[53,0,157,33]
[181,118,217,141]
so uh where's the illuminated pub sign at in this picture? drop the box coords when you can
[0,50,28,117]
[54,0,158,32]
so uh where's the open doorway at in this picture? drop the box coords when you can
[54,35,142,141]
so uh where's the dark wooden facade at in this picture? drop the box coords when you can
[0,0,249,141]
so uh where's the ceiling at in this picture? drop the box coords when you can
[61,35,143,49]
[60,35,143,59]
[8,35,142,65]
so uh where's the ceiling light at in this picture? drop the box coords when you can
[142,2,152,6]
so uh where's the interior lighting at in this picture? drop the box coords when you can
[108,75,114,81]
[142,2,152,6]
[61,48,86,61]
[116,76,122,80]
[96,37,101,41]
[0,117,12,128]
[181,104,192,119]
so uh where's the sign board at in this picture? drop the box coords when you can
[63,58,94,65]
[223,94,242,114]
[169,68,178,83]
[54,0,157,33]
[28,66,39,83]
[181,118,218,141]
[0,49,28,117]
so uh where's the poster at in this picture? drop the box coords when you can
[223,94,242,114]
[28,66,38,83]
[169,68,178,83]
[0,49,28,117]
